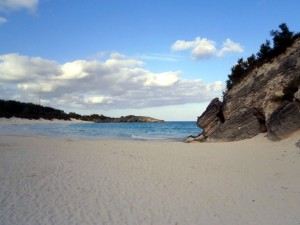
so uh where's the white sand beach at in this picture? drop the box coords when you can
[0,122,300,225]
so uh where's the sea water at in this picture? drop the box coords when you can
[0,122,202,141]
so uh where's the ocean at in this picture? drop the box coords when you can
[0,121,202,141]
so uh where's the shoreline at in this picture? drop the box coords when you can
[0,118,200,142]
[1,117,298,143]
[1,132,300,225]
[0,117,91,125]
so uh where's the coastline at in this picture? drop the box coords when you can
[0,118,200,141]
[0,117,91,125]
[1,130,300,225]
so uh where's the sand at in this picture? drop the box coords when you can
[0,120,300,225]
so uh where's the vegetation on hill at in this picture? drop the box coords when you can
[0,99,163,122]
[225,23,300,92]
[0,99,70,120]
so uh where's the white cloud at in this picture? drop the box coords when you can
[0,53,60,81]
[104,57,143,69]
[191,38,217,60]
[206,81,223,92]
[172,37,217,60]
[217,39,244,57]
[136,53,181,62]
[0,0,38,12]
[0,52,223,111]
[0,16,7,24]
[171,39,196,51]
[84,96,112,104]
[0,0,39,24]
[137,71,180,87]
[109,52,126,59]
[60,61,90,80]
[17,82,57,92]
[171,37,243,60]
[145,72,180,87]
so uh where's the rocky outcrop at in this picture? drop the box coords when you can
[267,102,300,140]
[209,107,266,142]
[197,98,224,137]
[188,38,300,142]
[295,86,300,101]
[186,98,224,143]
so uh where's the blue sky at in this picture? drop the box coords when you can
[1,0,300,120]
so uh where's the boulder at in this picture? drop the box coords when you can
[209,108,264,142]
[294,86,300,102]
[185,134,206,143]
[267,101,300,141]
[197,98,223,139]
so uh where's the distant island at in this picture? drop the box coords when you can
[80,114,164,123]
[0,99,164,123]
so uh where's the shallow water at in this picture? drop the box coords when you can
[0,121,202,141]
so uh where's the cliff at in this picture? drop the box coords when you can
[187,38,300,142]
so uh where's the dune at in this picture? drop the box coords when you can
[0,129,300,225]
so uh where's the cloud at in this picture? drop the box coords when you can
[171,37,243,60]
[171,37,217,60]
[60,61,90,80]
[133,70,180,87]
[217,39,244,57]
[0,16,7,24]
[0,53,60,81]
[0,0,39,24]
[135,53,181,62]
[0,0,39,12]
[109,52,126,59]
[0,53,223,111]
[171,39,197,51]
[206,81,223,92]
[84,96,112,104]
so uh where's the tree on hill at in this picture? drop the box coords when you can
[0,99,70,120]
[257,40,272,61]
[270,23,294,55]
[225,23,299,92]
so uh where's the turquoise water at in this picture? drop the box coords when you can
[0,122,202,141]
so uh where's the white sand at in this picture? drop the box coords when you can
[0,128,300,225]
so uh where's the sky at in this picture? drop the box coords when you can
[0,0,300,121]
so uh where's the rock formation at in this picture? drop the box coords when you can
[267,101,300,140]
[188,38,300,142]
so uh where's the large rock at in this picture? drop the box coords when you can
[185,98,224,142]
[267,102,300,141]
[209,108,264,142]
[197,98,223,137]
[191,38,300,142]
[294,86,300,101]
[185,98,223,142]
